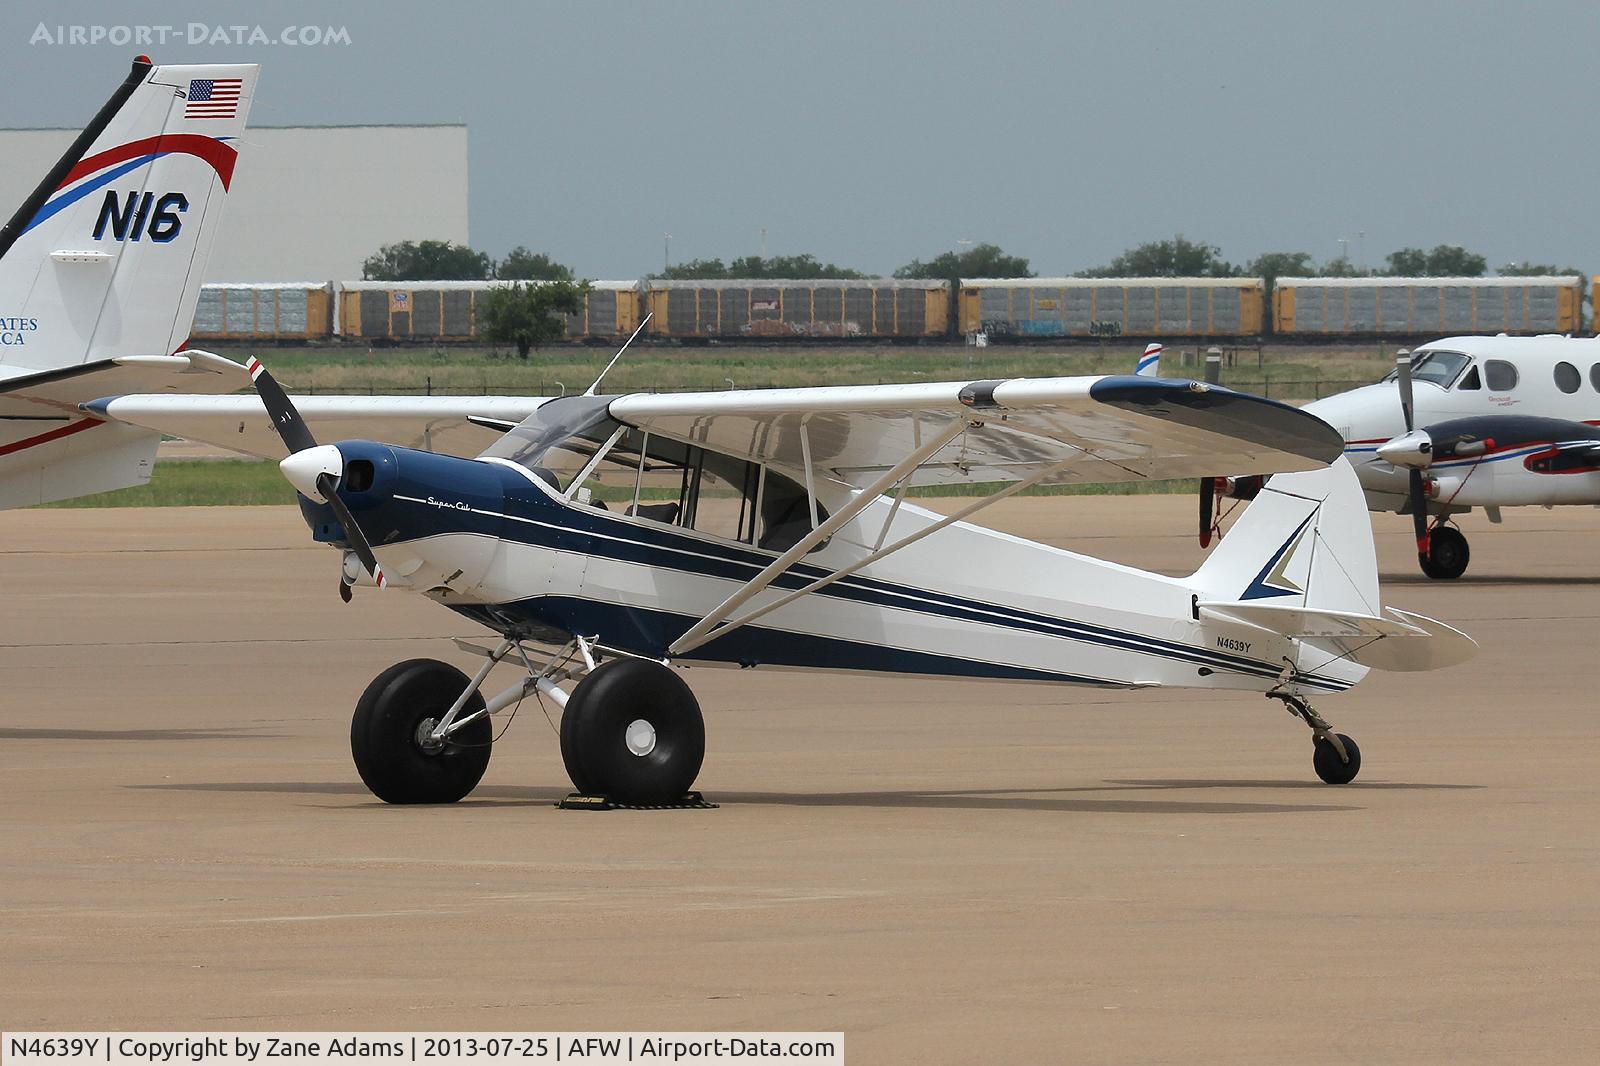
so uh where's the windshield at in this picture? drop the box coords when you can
[479,396,619,490]
[1381,349,1470,388]
[483,396,828,552]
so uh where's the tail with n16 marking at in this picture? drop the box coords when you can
[0,57,257,379]
[0,57,257,507]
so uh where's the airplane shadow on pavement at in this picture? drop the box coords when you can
[113,778,1492,815]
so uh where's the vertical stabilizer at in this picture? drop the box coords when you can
[0,58,258,378]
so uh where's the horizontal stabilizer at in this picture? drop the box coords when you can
[1199,600,1477,671]
[0,351,245,416]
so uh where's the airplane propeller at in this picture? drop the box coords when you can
[246,357,386,596]
[1391,354,1433,558]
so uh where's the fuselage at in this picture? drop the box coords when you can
[311,440,1365,697]
[1304,335,1600,511]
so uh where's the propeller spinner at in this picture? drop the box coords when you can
[246,357,387,593]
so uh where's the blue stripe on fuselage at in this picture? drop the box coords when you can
[353,460,1351,690]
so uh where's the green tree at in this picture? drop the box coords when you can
[655,253,864,280]
[1497,261,1584,277]
[727,253,863,278]
[1080,235,1237,278]
[362,239,493,281]
[656,257,730,280]
[1319,255,1362,277]
[497,247,574,281]
[1245,251,1316,288]
[1384,245,1487,277]
[895,242,1032,281]
[477,280,586,358]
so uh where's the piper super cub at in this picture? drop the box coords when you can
[0,60,1476,805]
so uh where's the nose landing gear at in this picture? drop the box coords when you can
[1419,524,1469,580]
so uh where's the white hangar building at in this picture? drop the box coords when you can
[0,124,468,282]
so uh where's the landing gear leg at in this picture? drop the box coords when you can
[1267,687,1362,785]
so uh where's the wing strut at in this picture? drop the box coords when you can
[668,453,1085,656]
[666,418,968,656]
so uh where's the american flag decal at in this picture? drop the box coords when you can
[185,78,243,120]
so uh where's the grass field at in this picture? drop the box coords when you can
[35,460,300,508]
[37,459,1197,508]
[229,340,1398,402]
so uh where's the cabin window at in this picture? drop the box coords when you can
[1455,365,1480,390]
[1484,359,1519,392]
[484,398,830,552]
[1554,361,1581,394]
[1384,349,1468,388]
[1590,363,1600,392]
[579,430,828,551]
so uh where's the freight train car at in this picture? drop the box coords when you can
[958,277,1264,339]
[335,280,641,342]
[191,283,334,342]
[642,279,948,340]
[1273,276,1585,337]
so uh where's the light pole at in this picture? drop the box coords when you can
[663,233,672,273]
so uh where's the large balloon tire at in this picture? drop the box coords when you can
[560,658,704,805]
[351,658,492,804]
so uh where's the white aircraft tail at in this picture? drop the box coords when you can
[1134,342,1162,377]
[0,57,257,379]
[0,57,257,507]
[1189,457,1476,675]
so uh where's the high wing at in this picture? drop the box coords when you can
[606,375,1347,658]
[608,375,1345,489]
[0,351,548,508]
[88,392,550,460]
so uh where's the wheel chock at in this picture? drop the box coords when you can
[557,791,718,811]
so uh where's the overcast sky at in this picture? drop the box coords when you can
[6,0,1597,278]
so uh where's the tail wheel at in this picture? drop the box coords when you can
[1312,733,1362,785]
[351,658,492,804]
[560,658,704,804]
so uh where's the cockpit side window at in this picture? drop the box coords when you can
[1455,365,1481,391]
[569,429,829,552]
[1384,349,1469,388]
[1484,359,1519,392]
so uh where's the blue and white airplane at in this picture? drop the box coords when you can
[0,62,1476,807]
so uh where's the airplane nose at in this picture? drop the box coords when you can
[1376,430,1433,468]
[279,444,344,501]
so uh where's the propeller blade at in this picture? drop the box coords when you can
[1199,476,1216,548]
[317,471,386,588]
[1395,353,1415,433]
[246,356,317,454]
[1409,468,1431,558]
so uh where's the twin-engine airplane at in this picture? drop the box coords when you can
[1308,336,1600,579]
[1,60,1477,807]
[1190,336,1600,579]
